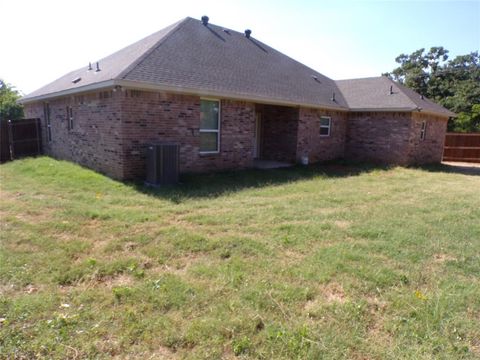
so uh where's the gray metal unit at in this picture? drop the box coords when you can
[145,143,180,186]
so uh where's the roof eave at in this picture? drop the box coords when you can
[349,107,455,118]
[20,78,349,111]
[348,107,416,112]
[18,80,116,104]
[115,79,349,111]
[415,109,456,118]
[18,79,455,118]
[18,79,348,111]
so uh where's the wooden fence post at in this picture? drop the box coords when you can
[7,120,14,160]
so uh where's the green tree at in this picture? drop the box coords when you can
[452,104,480,132]
[384,48,480,132]
[0,79,24,121]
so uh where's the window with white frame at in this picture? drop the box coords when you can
[44,103,52,142]
[420,121,427,140]
[319,116,331,136]
[66,106,74,131]
[199,99,220,153]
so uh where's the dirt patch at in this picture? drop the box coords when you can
[103,274,135,289]
[147,346,177,359]
[124,242,138,251]
[305,282,347,312]
[150,253,204,277]
[5,240,42,254]
[348,353,374,360]
[1,190,54,223]
[110,346,177,360]
[58,273,136,293]
[433,253,457,263]
[322,282,347,303]
[24,284,40,294]
[278,249,309,268]
[334,220,351,229]
[283,249,306,261]
[366,296,388,314]
[0,284,17,297]
[365,307,393,348]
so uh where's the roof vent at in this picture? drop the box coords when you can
[331,92,336,102]
[389,85,393,95]
[72,77,81,84]
[95,62,101,72]
[201,15,209,26]
[244,29,252,38]
[420,94,424,100]
[312,75,320,83]
[223,29,230,34]
[87,62,92,71]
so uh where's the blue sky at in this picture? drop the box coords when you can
[1,0,479,94]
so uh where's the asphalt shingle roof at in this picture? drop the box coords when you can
[335,76,455,117]
[21,17,454,117]
[22,17,347,109]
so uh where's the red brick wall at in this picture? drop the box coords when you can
[23,91,124,178]
[258,104,299,162]
[345,111,412,164]
[407,112,448,164]
[297,108,348,163]
[24,90,447,180]
[345,111,447,165]
[121,91,255,179]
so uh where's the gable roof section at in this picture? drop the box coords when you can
[335,76,455,117]
[21,17,347,110]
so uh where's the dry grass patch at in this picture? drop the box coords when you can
[334,220,351,229]
[432,253,457,263]
[321,282,348,304]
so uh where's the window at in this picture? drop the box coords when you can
[43,103,52,142]
[420,121,427,140]
[66,106,74,131]
[199,99,220,153]
[319,116,331,136]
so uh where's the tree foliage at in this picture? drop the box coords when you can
[453,104,480,133]
[384,48,480,132]
[0,79,24,121]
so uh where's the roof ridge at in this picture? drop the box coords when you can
[117,17,190,80]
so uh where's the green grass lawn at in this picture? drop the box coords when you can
[1,157,479,359]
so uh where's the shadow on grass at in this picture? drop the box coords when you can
[419,162,480,176]
[132,162,387,203]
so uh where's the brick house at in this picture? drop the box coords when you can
[20,16,455,180]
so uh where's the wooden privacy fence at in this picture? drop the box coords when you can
[443,133,480,163]
[0,118,42,163]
